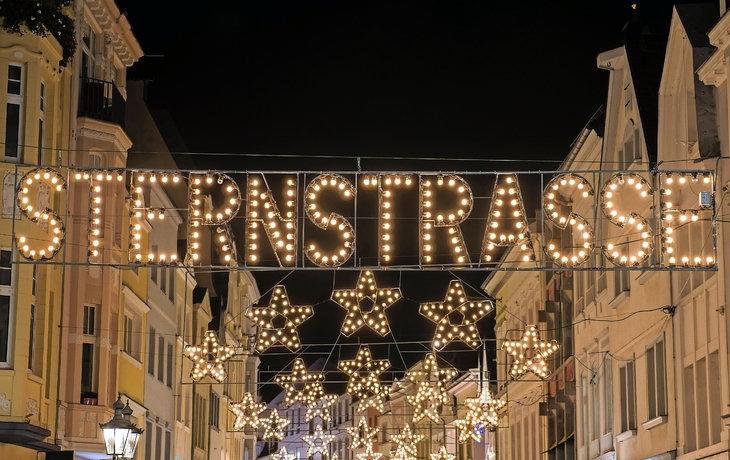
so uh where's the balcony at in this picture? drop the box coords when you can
[78,76,126,129]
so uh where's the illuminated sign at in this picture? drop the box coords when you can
[12,167,716,270]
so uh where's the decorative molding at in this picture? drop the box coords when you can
[0,394,11,413]
[77,127,128,152]
[26,398,39,420]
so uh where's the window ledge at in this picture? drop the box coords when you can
[615,430,636,442]
[642,415,667,430]
[609,290,630,309]
[121,350,142,369]
[636,270,657,285]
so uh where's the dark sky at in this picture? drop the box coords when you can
[117,0,647,161]
[115,0,718,399]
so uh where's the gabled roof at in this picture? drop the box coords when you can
[623,10,670,164]
[668,3,720,160]
[674,3,717,48]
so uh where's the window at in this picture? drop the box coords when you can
[167,343,173,388]
[145,421,153,460]
[0,250,13,365]
[647,336,667,420]
[81,20,96,78]
[193,393,207,449]
[576,272,595,314]
[158,336,165,382]
[150,245,159,285]
[38,82,45,164]
[122,314,134,356]
[619,359,636,433]
[615,270,629,295]
[155,425,162,460]
[83,306,95,335]
[603,352,613,435]
[81,343,94,393]
[122,290,146,361]
[580,373,588,448]
[6,64,24,160]
[165,430,172,460]
[168,268,175,303]
[160,266,167,293]
[28,264,37,371]
[381,423,387,442]
[148,327,155,375]
[680,291,722,452]
[28,304,36,371]
[210,392,220,429]
[88,153,102,168]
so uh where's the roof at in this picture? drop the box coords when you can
[622,8,670,164]
[674,3,717,48]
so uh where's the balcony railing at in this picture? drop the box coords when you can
[78,76,126,129]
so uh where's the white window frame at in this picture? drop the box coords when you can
[619,358,636,435]
[0,249,14,368]
[37,81,45,165]
[646,334,667,422]
[6,63,25,162]
[122,286,149,364]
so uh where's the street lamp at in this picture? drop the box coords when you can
[99,397,143,459]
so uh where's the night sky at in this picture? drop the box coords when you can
[114,0,718,400]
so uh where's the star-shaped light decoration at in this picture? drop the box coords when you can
[270,446,296,460]
[303,424,335,457]
[331,270,402,336]
[502,324,559,379]
[347,418,380,450]
[229,392,266,430]
[185,330,235,382]
[275,358,325,407]
[406,354,458,423]
[454,387,506,443]
[356,444,382,460]
[245,285,313,352]
[260,408,290,441]
[392,445,415,460]
[430,447,454,460]
[391,424,423,458]
[339,345,390,413]
[419,280,493,350]
[306,394,339,422]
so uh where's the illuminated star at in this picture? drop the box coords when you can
[338,345,390,413]
[245,285,313,352]
[306,394,339,422]
[184,330,235,382]
[229,392,266,430]
[454,387,504,443]
[430,447,454,460]
[275,358,325,407]
[270,447,296,460]
[419,280,493,350]
[303,424,334,457]
[406,354,458,423]
[392,445,414,460]
[356,444,382,460]
[331,270,401,336]
[391,424,423,457]
[346,418,379,450]
[502,324,559,379]
[260,408,290,441]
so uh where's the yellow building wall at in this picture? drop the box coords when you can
[0,20,70,451]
